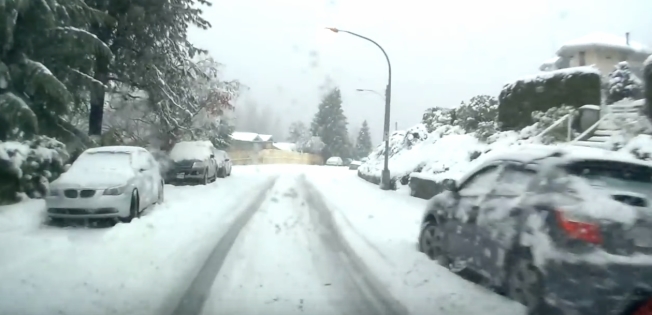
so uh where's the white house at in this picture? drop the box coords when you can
[539,32,651,77]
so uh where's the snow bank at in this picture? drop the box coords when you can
[358,122,542,185]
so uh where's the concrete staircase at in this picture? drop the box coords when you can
[572,99,647,149]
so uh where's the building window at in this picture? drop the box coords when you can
[578,51,586,66]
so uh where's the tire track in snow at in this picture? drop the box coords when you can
[170,176,279,315]
[301,175,409,315]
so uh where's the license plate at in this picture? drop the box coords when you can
[176,173,185,179]
[631,228,652,247]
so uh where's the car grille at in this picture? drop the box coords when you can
[64,190,78,198]
[63,189,96,198]
[79,190,95,198]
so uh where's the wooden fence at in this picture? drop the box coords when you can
[227,149,323,165]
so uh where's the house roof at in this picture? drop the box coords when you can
[272,142,296,151]
[557,32,652,57]
[230,132,273,142]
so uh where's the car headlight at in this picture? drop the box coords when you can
[103,185,128,196]
[192,162,205,168]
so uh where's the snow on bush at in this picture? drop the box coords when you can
[0,136,69,204]
[606,61,643,105]
[619,134,652,160]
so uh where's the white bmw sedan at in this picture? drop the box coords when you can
[46,146,164,223]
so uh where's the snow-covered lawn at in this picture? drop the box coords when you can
[305,166,526,315]
[0,167,274,315]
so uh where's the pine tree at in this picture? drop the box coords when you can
[354,120,373,159]
[311,88,350,159]
[607,61,643,105]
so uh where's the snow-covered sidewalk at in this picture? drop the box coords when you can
[304,167,526,315]
[0,167,274,315]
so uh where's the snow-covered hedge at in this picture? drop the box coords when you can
[0,137,69,204]
[499,66,601,130]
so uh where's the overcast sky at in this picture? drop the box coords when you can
[188,0,652,144]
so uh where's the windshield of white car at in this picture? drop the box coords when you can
[71,152,132,172]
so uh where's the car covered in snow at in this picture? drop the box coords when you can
[325,156,344,166]
[348,160,361,170]
[212,149,232,178]
[46,146,164,223]
[166,141,219,185]
[418,145,652,315]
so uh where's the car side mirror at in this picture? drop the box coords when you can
[225,158,230,162]
[210,154,215,158]
[442,178,458,192]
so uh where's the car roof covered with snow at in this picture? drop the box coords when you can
[480,144,652,168]
[84,146,146,154]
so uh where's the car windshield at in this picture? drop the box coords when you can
[71,152,132,172]
[169,142,212,162]
[566,160,652,197]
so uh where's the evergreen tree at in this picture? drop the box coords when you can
[354,120,373,159]
[607,61,643,105]
[310,87,350,159]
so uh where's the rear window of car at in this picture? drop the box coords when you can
[565,160,652,195]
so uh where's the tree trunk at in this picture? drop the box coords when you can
[88,53,109,136]
[645,62,652,122]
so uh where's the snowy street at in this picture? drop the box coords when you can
[0,165,525,315]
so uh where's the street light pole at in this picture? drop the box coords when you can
[328,27,393,190]
[356,88,384,99]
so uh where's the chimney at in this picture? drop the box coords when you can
[626,32,630,45]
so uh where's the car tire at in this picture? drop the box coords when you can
[418,220,451,267]
[156,182,164,204]
[217,167,226,178]
[202,170,209,185]
[505,252,547,315]
[120,190,139,223]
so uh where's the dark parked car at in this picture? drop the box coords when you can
[418,145,652,315]
[166,141,219,185]
[212,148,232,178]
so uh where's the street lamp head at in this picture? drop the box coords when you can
[325,27,339,33]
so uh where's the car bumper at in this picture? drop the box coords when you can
[543,260,652,315]
[166,169,207,183]
[46,192,132,219]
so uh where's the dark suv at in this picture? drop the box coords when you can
[419,145,652,315]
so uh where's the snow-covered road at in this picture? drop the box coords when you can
[0,165,525,315]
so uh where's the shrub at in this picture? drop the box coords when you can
[0,136,69,204]
[498,66,601,130]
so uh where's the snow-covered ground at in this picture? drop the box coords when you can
[0,167,276,315]
[0,164,525,315]
[304,166,525,315]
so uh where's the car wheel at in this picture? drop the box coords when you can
[202,171,209,185]
[120,190,139,223]
[156,182,164,204]
[217,167,226,178]
[418,220,451,267]
[506,253,547,315]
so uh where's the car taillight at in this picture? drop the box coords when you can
[555,210,602,244]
